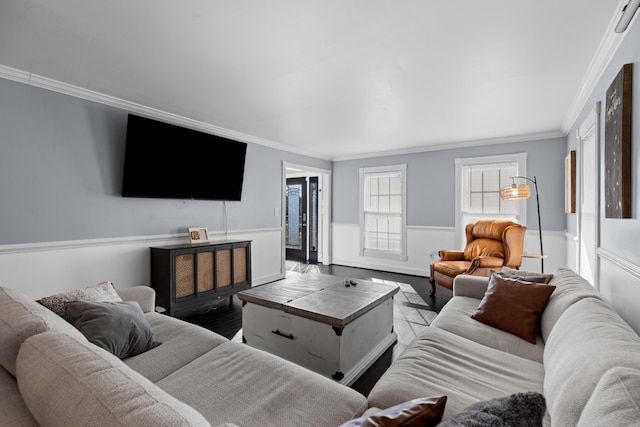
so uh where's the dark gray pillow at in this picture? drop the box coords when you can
[440,392,546,427]
[65,301,161,359]
[491,267,554,284]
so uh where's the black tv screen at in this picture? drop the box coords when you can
[122,114,247,201]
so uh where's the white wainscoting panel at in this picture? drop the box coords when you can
[331,224,455,276]
[564,232,579,273]
[520,230,567,274]
[332,223,567,277]
[0,228,283,299]
[598,249,640,335]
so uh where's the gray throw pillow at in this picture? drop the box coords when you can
[440,392,546,427]
[491,267,554,284]
[65,301,161,359]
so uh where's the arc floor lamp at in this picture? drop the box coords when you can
[500,176,544,273]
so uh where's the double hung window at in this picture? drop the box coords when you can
[455,153,527,247]
[359,164,407,260]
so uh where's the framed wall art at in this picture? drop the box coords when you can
[188,227,209,244]
[565,150,576,214]
[604,63,633,219]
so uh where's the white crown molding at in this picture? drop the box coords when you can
[333,131,566,162]
[561,0,632,133]
[0,64,30,83]
[0,64,332,161]
[0,64,568,163]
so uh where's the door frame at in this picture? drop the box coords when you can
[576,102,601,287]
[281,162,332,270]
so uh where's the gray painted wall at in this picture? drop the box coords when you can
[566,20,640,266]
[0,78,330,245]
[333,138,568,231]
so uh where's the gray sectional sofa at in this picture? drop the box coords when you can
[0,285,368,427]
[2,267,640,426]
[368,268,640,425]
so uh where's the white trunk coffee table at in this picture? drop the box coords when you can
[238,278,399,385]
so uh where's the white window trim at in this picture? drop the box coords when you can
[359,164,408,261]
[454,153,528,247]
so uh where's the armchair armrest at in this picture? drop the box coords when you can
[438,250,465,261]
[453,275,489,299]
[468,256,504,270]
[116,286,156,313]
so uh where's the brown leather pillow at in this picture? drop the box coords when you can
[471,275,556,344]
[339,396,447,427]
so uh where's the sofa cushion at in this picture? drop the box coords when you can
[544,298,640,426]
[367,327,544,422]
[0,286,86,376]
[471,275,555,344]
[123,312,228,383]
[540,267,604,342]
[0,365,39,427]
[65,300,161,359]
[577,367,640,426]
[431,296,544,362]
[16,331,211,427]
[439,392,546,427]
[339,396,447,427]
[39,281,122,319]
[158,341,369,427]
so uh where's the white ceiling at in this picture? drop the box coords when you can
[0,0,629,159]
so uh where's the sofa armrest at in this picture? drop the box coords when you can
[438,250,465,261]
[453,275,489,299]
[117,286,156,313]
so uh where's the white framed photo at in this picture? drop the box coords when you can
[188,227,209,244]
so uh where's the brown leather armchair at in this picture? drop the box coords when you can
[429,219,526,295]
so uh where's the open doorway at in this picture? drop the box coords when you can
[286,177,310,261]
[282,162,331,268]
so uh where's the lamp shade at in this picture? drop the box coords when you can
[500,183,531,200]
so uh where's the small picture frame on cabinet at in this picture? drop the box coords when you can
[188,227,209,244]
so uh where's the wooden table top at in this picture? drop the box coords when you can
[238,277,399,328]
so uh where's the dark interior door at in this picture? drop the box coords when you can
[286,178,307,261]
[308,177,319,263]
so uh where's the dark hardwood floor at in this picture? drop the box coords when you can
[182,262,452,396]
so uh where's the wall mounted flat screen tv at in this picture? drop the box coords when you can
[122,114,247,201]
